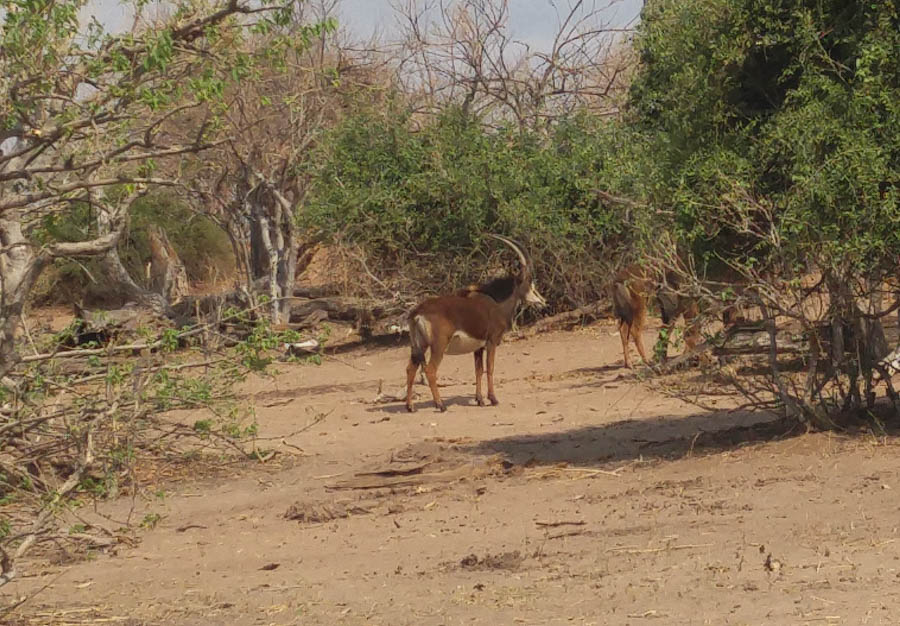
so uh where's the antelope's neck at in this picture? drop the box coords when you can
[497,294,519,329]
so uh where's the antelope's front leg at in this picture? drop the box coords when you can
[485,344,499,406]
[474,348,485,406]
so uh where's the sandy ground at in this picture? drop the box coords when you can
[5,320,900,625]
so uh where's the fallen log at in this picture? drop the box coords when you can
[288,297,405,324]
[63,302,171,347]
[510,301,610,339]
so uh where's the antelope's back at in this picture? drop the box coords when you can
[409,295,502,338]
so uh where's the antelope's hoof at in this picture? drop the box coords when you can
[476,396,486,407]
[489,396,499,406]
[406,403,415,413]
[437,404,447,413]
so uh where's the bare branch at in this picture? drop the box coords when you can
[389,0,635,128]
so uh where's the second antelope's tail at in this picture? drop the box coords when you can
[612,281,637,324]
[408,314,429,365]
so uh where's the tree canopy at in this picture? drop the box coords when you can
[627,0,899,275]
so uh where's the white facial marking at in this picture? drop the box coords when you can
[526,283,547,307]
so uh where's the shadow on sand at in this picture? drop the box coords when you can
[460,409,801,469]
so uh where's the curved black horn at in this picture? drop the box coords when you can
[487,234,532,277]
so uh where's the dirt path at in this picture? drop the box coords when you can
[5,321,900,625]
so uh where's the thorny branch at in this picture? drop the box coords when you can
[0,405,105,586]
[0,300,305,588]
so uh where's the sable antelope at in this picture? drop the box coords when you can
[405,235,546,412]
[610,264,701,369]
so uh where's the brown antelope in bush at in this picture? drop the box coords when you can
[611,263,751,369]
[611,264,701,369]
[405,235,546,412]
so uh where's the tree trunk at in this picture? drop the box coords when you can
[96,209,171,315]
[245,179,297,324]
[225,221,253,289]
[864,285,889,365]
[0,216,47,379]
[2,187,143,377]
[147,225,189,303]
[861,281,889,409]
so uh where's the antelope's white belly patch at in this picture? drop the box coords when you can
[446,330,486,355]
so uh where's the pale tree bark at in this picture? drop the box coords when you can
[244,174,298,324]
[0,0,296,376]
[147,225,190,304]
[0,218,133,379]
[0,191,143,379]
[186,10,372,315]
[195,166,299,324]
[0,216,48,379]
[0,0,322,590]
[95,205,171,315]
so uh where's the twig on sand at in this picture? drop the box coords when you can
[324,352,365,371]
[279,439,307,454]
[528,466,625,480]
[548,529,590,540]
[565,467,625,478]
[627,609,667,619]
[256,584,306,592]
[297,409,333,434]
[686,431,702,457]
[607,543,712,554]
[176,524,208,533]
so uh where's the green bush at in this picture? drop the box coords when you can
[623,0,900,424]
[301,107,639,309]
[31,193,235,305]
[124,193,235,283]
[627,0,900,273]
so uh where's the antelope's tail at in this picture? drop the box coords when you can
[408,314,429,365]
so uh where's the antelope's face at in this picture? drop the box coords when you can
[525,282,547,308]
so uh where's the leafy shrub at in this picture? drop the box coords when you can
[302,107,640,309]
[31,193,235,305]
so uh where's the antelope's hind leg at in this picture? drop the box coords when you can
[485,344,499,405]
[424,347,447,412]
[474,348,485,406]
[633,323,651,366]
